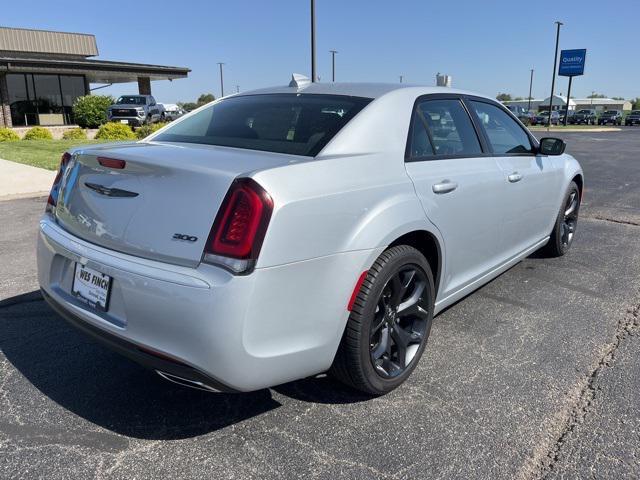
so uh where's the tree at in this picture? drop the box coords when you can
[179,102,197,112]
[612,96,625,100]
[196,93,216,106]
[496,93,512,102]
[632,98,640,110]
[587,93,607,98]
[514,97,524,101]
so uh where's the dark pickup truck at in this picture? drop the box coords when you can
[625,110,640,126]
[598,110,623,126]
[107,95,165,126]
[568,109,597,125]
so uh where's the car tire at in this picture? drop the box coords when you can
[542,181,581,257]
[330,245,435,395]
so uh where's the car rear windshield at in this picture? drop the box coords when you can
[632,111,640,115]
[116,96,146,105]
[153,94,371,156]
[604,111,617,114]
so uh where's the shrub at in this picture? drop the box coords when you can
[72,95,114,128]
[23,127,53,140]
[95,122,136,140]
[62,128,88,140]
[0,128,20,142]
[135,121,169,139]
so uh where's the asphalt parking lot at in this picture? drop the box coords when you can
[1,129,639,479]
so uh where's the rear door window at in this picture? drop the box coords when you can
[408,98,483,159]
[469,100,534,154]
[154,94,371,156]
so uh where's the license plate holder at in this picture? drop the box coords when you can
[72,263,112,312]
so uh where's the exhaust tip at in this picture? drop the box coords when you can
[156,370,221,393]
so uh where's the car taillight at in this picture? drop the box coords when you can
[203,178,273,274]
[46,152,72,213]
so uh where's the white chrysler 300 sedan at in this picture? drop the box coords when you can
[38,78,583,395]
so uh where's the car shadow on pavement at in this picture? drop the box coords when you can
[0,290,281,440]
[274,375,374,404]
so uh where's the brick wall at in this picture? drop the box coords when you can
[0,74,11,128]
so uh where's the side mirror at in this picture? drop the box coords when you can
[538,137,566,155]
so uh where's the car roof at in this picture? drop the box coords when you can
[236,82,492,101]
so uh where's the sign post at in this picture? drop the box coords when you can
[559,49,587,125]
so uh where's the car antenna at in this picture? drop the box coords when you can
[289,73,311,89]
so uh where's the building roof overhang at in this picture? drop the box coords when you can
[0,55,189,83]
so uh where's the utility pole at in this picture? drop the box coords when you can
[528,69,534,111]
[399,75,403,83]
[547,21,563,128]
[217,62,225,97]
[330,50,338,82]
[311,0,317,82]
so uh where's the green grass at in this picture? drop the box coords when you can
[0,139,106,170]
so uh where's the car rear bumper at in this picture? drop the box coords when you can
[41,289,235,392]
[37,214,382,391]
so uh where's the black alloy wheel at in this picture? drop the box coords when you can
[330,245,435,395]
[369,266,430,378]
[560,188,579,249]
[543,181,581,257]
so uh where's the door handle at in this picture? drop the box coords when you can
[508,172,523,183]
[432,180,458,194]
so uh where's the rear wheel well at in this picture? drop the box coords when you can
[388,231,441,295]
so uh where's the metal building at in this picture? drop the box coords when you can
[0,27,190,127]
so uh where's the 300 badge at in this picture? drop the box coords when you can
[172,233,198,242]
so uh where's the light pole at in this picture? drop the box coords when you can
[330,50,338,82]
[217,62,225,97]
[547,21,563,127]
[528,69,534,112]
[311,0,317,82]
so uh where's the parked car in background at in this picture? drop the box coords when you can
[39,80,583,395]
[598,110,622,126]
[569,109,597,125]
[531,111,560,126]
[624,110,640,126]
[505,105,532,125]
[107,95,165,126]
[162,103,187,121]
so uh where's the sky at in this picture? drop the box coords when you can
[3,0,639,103]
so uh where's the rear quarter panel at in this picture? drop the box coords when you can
[251,88,443,269]
[252,153,434,268]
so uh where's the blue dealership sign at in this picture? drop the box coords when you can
[558,49,587,77]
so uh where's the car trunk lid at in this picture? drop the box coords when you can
[54,141,296,267]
